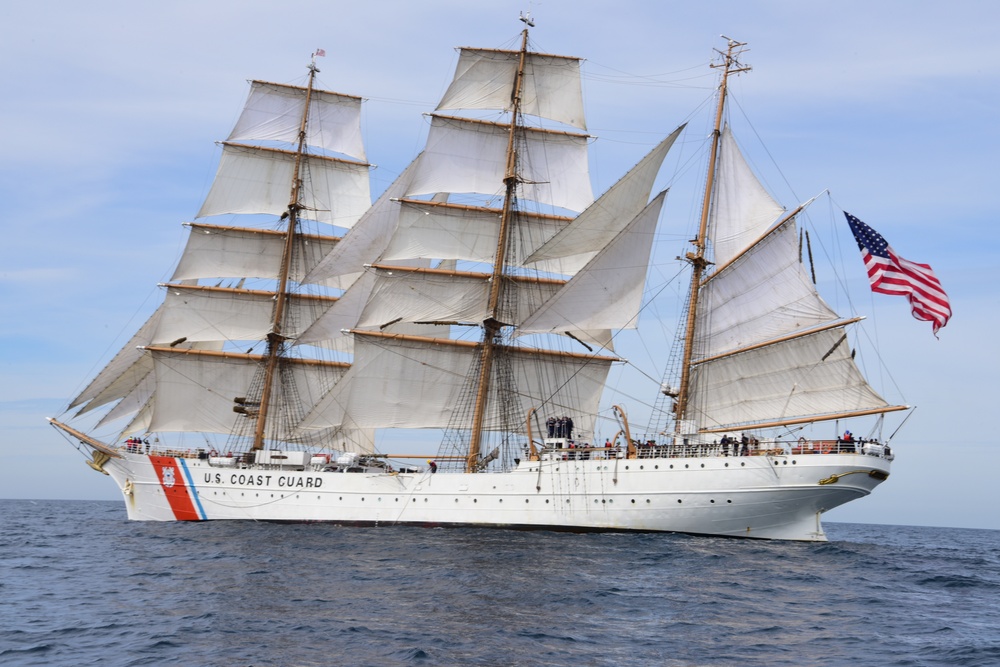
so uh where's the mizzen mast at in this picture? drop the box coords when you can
[251,58,320,451]
[673,38,750,428]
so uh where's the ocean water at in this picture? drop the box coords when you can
[1,500,998,667]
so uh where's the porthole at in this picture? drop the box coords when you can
[725,463,729,467]
[631,499,636,504]
[700,463,705,468]
[677,499,682,503]
[710,499,715,503]
[640,465,644,470]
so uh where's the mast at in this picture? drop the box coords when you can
[251,59,319,450]
[673,38,750,428]
[465,27,530,472]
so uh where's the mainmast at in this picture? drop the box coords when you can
[251,59,319,451]
[673,38,750,428]
[465,27,530,472]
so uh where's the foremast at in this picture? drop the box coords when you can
[252,59,319,451]
[466,28,530,472]
[674,38,750,429]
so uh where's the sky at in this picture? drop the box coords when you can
[1,0,997,531]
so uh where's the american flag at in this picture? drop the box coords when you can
[315,48,326,57]
[845,212,951,335]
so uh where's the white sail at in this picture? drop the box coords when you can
[521,191,666,335]
[95,372,155,428]
[295,271,375,350]
[687,326,890,430]
[171,224,340,285]
[69,298,215,416]
[146,349,346,436]
[297,260,446,351]
[69,307,163,412]
[437,48,587,129]
[228,80,366,160]
[696,218,839,358]
[708,126,786,267]
[299,332,615,436]
[526,126,682,274]
[382,200,571,266]
[155,284,335,344]
[357,267,563,328]
[406,115,593,213]
[196,143,371,228]
[302,159,421,285]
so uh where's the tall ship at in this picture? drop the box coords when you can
[51,30,906,541]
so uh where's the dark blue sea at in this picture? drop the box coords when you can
[1,500,998,667]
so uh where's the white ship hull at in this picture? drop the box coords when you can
[97,450,891,541]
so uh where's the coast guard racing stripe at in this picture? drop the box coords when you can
[149,456,206,520]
